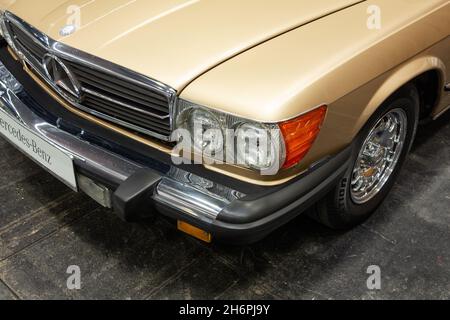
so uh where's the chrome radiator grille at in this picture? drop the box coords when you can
[65,61,172,136]
[1,12,175,140]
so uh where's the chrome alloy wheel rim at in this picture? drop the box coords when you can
[351,109,408,204]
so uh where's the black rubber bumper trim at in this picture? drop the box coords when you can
[219,146,352,225]
[156,146,352,244]
[113,169,163,222]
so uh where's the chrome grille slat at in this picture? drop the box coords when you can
[65,61,169,104]
[85,94,171,126]
[73,69,170,111]
[84,97,171,135]
[9,23,47,60]
[82,87,169,119]
[2,11,175,141]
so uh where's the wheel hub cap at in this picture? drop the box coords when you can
[350,109,408,204]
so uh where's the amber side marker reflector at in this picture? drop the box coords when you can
[178,221,212,243]
[280,105,328,169]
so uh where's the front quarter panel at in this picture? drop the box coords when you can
[180,0,449,182]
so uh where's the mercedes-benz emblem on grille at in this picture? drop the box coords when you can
[42,54,83,102]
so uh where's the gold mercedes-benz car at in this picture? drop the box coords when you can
[0,1,448,244]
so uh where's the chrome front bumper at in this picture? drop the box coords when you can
[0,60,242,224]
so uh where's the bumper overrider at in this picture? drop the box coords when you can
[0,41,351,244]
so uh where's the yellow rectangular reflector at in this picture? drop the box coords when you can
[177,221,212,243]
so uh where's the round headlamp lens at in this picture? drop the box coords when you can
[235,122,278,170]
[179,108,224,154]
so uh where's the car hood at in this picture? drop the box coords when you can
[2,0,362,91]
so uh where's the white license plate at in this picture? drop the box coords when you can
[0,109,77,190]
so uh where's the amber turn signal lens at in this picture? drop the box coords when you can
[177,221,212,243]
[279,105,327,169]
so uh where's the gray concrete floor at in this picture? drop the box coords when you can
[0,112,449,300]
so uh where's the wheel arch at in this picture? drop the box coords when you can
[356,56,446,134]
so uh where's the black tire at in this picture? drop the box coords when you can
[310,84,420,229]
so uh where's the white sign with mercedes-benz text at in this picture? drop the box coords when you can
[0,109,77,189]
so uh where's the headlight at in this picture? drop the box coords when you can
[175,99,284,173]
[235,122,281,170]
[177,107,224,155]
[174,99,327,174]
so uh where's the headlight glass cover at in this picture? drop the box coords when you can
[174,99,327,174]
[177,107,224,155]
[174,99,285,173]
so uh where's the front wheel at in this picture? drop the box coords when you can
[311,84,420,229]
